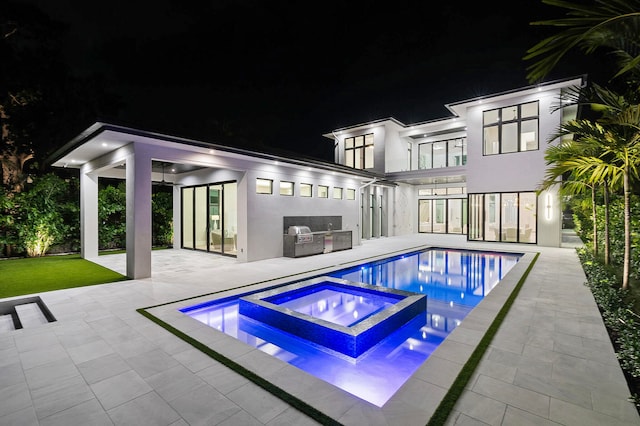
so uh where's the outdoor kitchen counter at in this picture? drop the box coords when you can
[283,230,352,258]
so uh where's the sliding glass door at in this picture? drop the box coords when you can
[182,181,237,256]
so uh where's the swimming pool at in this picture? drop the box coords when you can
[181,248,521,406]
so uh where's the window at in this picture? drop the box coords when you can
[418,138,466,169]
[279,181,294,196]
[256,178,272,194]
[346,188,356,200]
[318,185,328,198]
[333,187,343,199]
[345,133,374,169]
[300,183,312,197]
[483,101,539,155]
[468,192,537,243]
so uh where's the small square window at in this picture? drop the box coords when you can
[333,187,343,199]
[346,188,356,200]
[280,181,294,196]
[256,178,272,194]
[300,183,312,197]
[318,185,328,198]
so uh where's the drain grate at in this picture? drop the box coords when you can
[0,296,56,330]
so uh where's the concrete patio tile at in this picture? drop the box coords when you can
[414,354,463,389]
[472,375,550,419]
[501,406,558,425]
[19,343,70,370]
[0,406,39,426]
[77,352,130,384]
[0,381,32,418]
[23,357,79,392]
[591,389,640,423]
[107,391,181,426]
[66,337,114,364]
[446,412,492,425]
[266,407,324,426]
[38,398,112,426]
[513,369,592,410]
[14,329,60,353]
[91,369,152,411]
[218,410,263,426]
[390,377,447,415]
[549,397,637,426]
[125,348,179,378]
[172,346,216,373]
[226,382,290,424]
[196,362,250,395]
[375,398,432,426]
[31,374,94,420]
[431,339,476,365]
[0,361,26,388]
[168,384,240,425]
[146,364,207,402]
[451,390,506,425]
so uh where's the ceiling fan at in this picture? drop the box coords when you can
[153,162,177,187]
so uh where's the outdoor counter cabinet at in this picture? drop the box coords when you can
[283,229,352,258]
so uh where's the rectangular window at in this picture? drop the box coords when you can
[279,181,294,196]
[345,133,374,169]
[300,183,312,197]
[346,188,356,200]
[418,188,432,196]
[483,101,539,155]
[333,187,343,199]
[468,192,537,243]
[256,178,272,194]
[419,137,466,169]
[318,185,328,198]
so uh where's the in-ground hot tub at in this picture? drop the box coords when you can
[238,276,427,358]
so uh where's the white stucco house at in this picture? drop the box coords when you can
[48,75,584,279]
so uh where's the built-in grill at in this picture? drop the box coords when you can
[283,217,353,258]
[287,225,313,244]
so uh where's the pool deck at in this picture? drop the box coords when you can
[1,232,638,425]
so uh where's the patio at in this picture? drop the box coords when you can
[0,233,637,425]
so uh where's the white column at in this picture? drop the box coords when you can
[125,144,153,279]
[80,167,99,259]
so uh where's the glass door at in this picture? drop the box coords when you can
[209,185,222,253]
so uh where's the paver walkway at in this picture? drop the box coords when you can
[0,234,637,425]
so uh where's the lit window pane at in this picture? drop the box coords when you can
[418,188,432,196]
[346,188,356,200]
[521,119,538,151]
[318,185,328,198]
[419,144,432,169]
[484,126,499,154]
[364,145,374,168]
[300,183,312,197]
[502,106,518,121]
[279,181,294,196]
[346,150,354,168]
[501,122,518,153]
[256,178,272,194]
[521,102,538,118]
[519,192,536,242]
[333,187,343,199]
[433,142,446,168]
[483,109,499,125]
[345,137,354,149]
[355,135,364,147]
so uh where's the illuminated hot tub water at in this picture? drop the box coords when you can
[181,248,521,407]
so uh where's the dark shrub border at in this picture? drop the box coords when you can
[577,248,640,408]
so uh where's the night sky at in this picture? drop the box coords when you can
[21,1,596,161]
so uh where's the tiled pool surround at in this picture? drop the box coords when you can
[144,247,535,423]
[237,276,427,358]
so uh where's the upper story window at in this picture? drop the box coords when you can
[345,133,374,169]
[256,178,272,194]
[418,138,466,169]
[483,101,538,155]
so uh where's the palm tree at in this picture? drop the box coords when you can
[548,86,640,289]
[539,135,605,258]
[525,0,640,84]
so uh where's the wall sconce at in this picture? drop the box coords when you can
[545,193,552,220]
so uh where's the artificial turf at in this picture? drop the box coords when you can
[0,254,128,298]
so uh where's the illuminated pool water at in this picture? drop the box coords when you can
[181,248,521,406]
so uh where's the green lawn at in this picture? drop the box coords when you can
[0,254,128,299]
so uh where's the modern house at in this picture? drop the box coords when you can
[48,75,584,279]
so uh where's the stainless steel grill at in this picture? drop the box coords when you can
[287,225,313,243]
